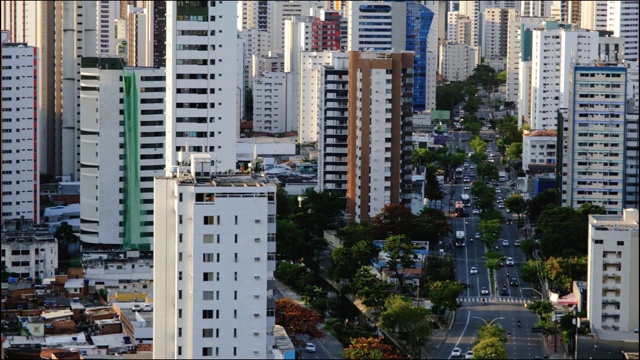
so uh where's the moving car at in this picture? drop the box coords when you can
[142,304,153,312]
[481,287,490,295]
[132,304,142,312]
[451,347,462,357]
[495,188,501,193]
[510,278,519,287]
[472,209,480,215]
[306,343,316,353]
[506,257,514,266]
[502,239,510,247]
[500,286,509,296]
[475,232,481,239]
[464,185,470,190]
[498,203,505,209]
[465,350,474,359]
[470,267,478,274]
[514,239,521,246]
[463,177,470,183]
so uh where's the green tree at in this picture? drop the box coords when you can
[496,115,521,144]
[428,280,465,316]
[423,164,445,201]
[337,223,373,248]
[479,219,501,247]
[520,259,547,287]
[476,324,508,344]
[436,81,469,112]
[469,151,488,165]
[343,337,407,360]
[412,148,438,169]
[506,142,523,161]
[528,300,555,320]
[463,95,483,114]
[469,136,488,154]
[472,338,508,359]
[471,182,497,212]
[383,235,417,288]
[276,186,293,218]
[503,194,526,220]
[352,267,395,314]
[464,121,482,135]
[424,255,456,283]
[476,162,499,181]
[413,208,451,243]
[537,206,586,257]
[275,220,305,262]
[380,295,432,357]
[527,189,559,223]
[371,204,416,239]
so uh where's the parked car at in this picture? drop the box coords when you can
[306,343,316,353]
[451,347,462,357]
[506,257,514,266]
[470,267,478,275]
[142,304,153,312]
[132,304,142,312]
[510,278,519,287]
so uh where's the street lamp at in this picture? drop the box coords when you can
[297,195,303,208]
[473,316,505,327]
[521,287,544,300]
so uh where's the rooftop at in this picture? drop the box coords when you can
[524,129,557,137]
[1,219,55,242]
[590,209,639,231]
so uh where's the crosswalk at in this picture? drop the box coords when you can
[458,297,532,304]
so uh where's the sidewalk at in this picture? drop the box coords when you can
[422,310,455,359]
[542,332,568,359]
[275,279,344,359]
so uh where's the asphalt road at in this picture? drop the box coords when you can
[441,130,547,359]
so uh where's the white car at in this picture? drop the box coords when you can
[470,164,476,169]
[464,186,470,190]
[142,304,153,312]
[465,350,474,359]
[472,209,480,215]
[480,287,490,295]
[506,257,514,266]
[451,347,462,357]
[495,188,501,193]
[475,232,481,239]
[502,239,510,247]
[470,267,478,274]
[306,343,316,353]
[498,203,505,209]
[132,304,142,312]
[514,240,521,246]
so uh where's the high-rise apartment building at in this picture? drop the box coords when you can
[624,108,639,210]
[1,218,58,279]
[438,42,480,81]
[520,22,599,130]
[505,15,552,103]
[1,31,39,222]
[311,9,342,52]
[298,51,338,144]
[347,51,414,222]
[97,0,119,55]
[165,1,238,173]
[144,0,167,68]
[153,154,277,359]
[587,209,639,340]
[561,66,627,214]
[1,0,38,45]
[580,0,608,32]
[346,1,434,112]
[268,1,325,54]
[481,8,515,61]
[317,53,349,196]
[79,57,166,249]
[521,0,552,17]
[252,72,295,134]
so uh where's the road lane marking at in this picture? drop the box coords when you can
[448,310,471,359]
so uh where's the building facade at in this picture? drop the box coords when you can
[561,66,627,214]
[1,218,58,279]
[522,130,558,173]
[153,154,277,359]
[347,51,414,222]
[587,209,639,340]
[252,72,294,134]
[165,1,239,173]
[438,42,480,82]
[1,31,40,222]
[79,57,166,248]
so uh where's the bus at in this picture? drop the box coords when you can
[498,171,507,182]
[454,201,465,217]
[460,194,471,207]
[455,231,466,247]
[455,168,463,179]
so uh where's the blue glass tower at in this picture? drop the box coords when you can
[405,2,433,112]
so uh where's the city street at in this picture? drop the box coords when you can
[441,130,547,358]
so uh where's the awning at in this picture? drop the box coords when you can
[557,293,578,305]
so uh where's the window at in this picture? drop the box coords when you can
[178,309,182,318]
[617,241,624,246]
[203,253,214,262]
[203,234,214,243]
[203,310,213,318]
[202,347,213,356]
[178,328,182,337]
[203,329,213,338]
[178,290,182,299]
[203,272,214,281]
[179,271,183,281]
[203,291,214,300]
[595,240,603,244]
[204,215,215,224]
[234,290,238,300]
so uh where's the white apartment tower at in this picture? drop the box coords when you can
[587,209,639,340]
[79,57,166,249]
[0,31,40,222]
[505,15,553,103]
[520,0,552,17]
[346,1,407,52]
[166,1,239,173]
[97,0,119,55]
[252,72,295,133]
[268,1,325,54]
[606,1,639,64]
[153,154,277,359]
[438,42,480,82]
[561,66,627,214]
[1,219,58,279]
[580,0,608,31]
[527,22,599,130]
[481,7,515,60]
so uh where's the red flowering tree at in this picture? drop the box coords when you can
[343,337,408,359]
[275,298,324,339]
